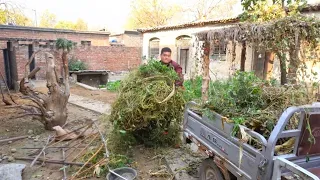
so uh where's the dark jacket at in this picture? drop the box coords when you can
[161,60,184,86]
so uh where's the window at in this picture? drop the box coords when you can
[176,35,191,47]
[212,41,226,61]
[149,38,160,59]
[81,41,91,46]
[213,42,226,55]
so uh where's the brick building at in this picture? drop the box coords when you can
[137,4,320,81]
[0,25,142,90]
[109,30,142,47]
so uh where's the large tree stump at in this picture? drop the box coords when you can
[19,52,70,130]
[43,52,70,129]
[14,38,74,130]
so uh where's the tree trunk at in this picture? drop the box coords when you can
[276,52,287,85]
[240,41,246,71]
[288,37,300,84]
[202,41,210,102]
[229,41,237,76]
[19,52,70,130]
[264,51,275,80]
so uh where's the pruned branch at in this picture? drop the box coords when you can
[0,71,17,104]
[0,83,12,105]
[30,135,52,167]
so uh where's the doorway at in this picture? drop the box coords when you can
[179,49,189,74]
[3,41,19,90]
[3,49,12,89]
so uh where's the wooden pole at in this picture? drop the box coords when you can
[228,41,237,77]
[264,52,275,80]
[240,41,246,71]
[202,41,210,102]
[15,157,89,166]
[0,135,28,143]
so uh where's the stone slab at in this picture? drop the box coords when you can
[0,163,26,180]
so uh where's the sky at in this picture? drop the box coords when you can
[9,0,320,33]
[12,0,133,33]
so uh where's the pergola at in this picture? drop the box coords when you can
[194,15,320,101]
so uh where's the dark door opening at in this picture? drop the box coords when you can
[3,41,18,90]
[28,44,36,79]
[3,49,12,89]
[179,49,189,74]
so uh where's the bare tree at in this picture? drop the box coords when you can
[183,0,238,21]
[125,0,182,29]
[0,0,31,25]
[16,38,75,130]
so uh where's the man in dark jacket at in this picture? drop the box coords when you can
[159,47,184,87]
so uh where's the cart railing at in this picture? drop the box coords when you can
[272,157,319,180]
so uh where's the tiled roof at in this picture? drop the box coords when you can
[137,17,240,33]
[0,25,110,35]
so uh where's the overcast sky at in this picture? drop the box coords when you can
[10,0,320,33]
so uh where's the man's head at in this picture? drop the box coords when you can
[160,47,172,64]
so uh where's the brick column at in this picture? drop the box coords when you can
[9,41,19,91]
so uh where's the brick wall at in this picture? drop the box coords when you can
[0,25,110,46]
[110,33,142,47]
[77,46,141,71]
[16,46,142,80]
[0,26,143,85]
[72,46,141,71]
[123,34,142,47]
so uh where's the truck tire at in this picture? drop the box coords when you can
[200,158,224,180]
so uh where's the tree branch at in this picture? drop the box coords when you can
[28,67,41,79]
[45,52,59,92]
[20,95,47,116]
[0,71,17,104]
[61,51,70,95]
[24,49,42,81]
[54,66,60,85]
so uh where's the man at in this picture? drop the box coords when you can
[159,47,184,87]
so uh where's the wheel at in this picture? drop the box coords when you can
[199,158,224,180]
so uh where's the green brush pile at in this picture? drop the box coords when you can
[207,71,314,139]
[185,71,316,141]
[108,60,185,147]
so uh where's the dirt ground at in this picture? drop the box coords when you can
[0,87,172,180]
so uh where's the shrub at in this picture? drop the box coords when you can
[68,58,87,71]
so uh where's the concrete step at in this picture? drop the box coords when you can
[68,94,111,115]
